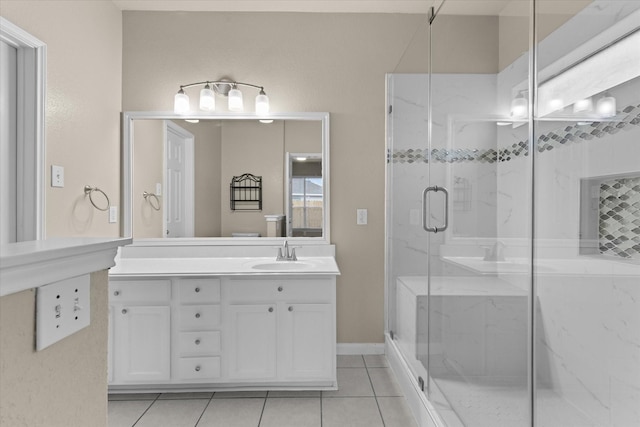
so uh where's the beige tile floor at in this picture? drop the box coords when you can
[108,355,417,427]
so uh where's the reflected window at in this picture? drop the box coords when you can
[291,176,323,237]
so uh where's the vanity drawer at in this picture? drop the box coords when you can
[178,279,221,304]
[109,280,171,302]
[178,331,221,356]
[178,305,221,330]
[226,278,333,303]
[177,357,221,380]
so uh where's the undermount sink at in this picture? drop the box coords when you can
[251,261,313,271]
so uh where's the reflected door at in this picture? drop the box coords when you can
[165,121,194,238]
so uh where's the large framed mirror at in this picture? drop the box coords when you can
[122,112,330,244]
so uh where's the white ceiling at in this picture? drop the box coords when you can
[111,0,517,15]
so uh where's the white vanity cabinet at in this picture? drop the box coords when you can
[224,277,335,385]
[108,272,337,391]
[108,279,172,384]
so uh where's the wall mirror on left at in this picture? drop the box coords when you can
[122,112,330,243]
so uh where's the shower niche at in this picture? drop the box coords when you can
[579,172,640,259]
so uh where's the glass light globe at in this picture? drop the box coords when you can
[255,92,270,115]
[228,88,244,112]
[199,85,215,111]
[511,95,527,119]
[573,97,593,113]
[174,90,190,114]
[596,95,616,118]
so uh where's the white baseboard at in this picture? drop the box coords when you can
[336,343,385,355]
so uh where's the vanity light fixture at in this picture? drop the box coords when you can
[596,93,616,118]
[510,91,528,119]
[173,79,269,115]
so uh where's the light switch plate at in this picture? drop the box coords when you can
[357,208,368,225]
[36,275,90,351]
[109,206,118,223]
[51,165,64,187]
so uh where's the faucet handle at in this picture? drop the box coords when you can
[290,248,297,261]
[276,248,284,261]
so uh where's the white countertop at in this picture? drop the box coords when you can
[1,237,132,297]
[110,256,340,277]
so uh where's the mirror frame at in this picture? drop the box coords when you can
[122,111,331,245]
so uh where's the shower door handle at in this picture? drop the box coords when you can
[422,185,449,233]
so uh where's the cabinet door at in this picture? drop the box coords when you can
[227,304,277,380]
[280,303,334,380]
[115,305,171,383]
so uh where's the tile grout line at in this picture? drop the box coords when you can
[193,393,215,427]
[364,357,387,427]
[256,395,268,427]
[131,394,161,427]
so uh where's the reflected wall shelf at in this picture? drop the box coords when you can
[230,173,262,211]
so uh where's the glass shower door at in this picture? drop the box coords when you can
[533,2,640,426]
[424,2,533,426]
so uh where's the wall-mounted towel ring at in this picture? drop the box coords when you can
[84,185,110,211]
[143,191,161,211]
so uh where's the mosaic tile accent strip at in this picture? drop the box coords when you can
[599,176,640,259]
[392,148,497,164]
[536,104,640,154]
[391,103,640,164]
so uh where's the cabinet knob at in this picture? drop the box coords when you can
[288,306,294,312]
[114,291,120,296]
[195,366,201,372]
[195,313,201,319]
[268,307,274,313]
[121,309,127,314]
[195,339,201,345]
[195,287,200,293]
[278,286,283,292]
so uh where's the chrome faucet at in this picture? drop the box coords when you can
[277,240,297,261]
[483,241,506,261]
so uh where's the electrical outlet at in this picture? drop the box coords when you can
[109,206,118,223]
[36,275,90,351]
[357,208,368,225]
[51,165,64,187]
[156,183,162,196]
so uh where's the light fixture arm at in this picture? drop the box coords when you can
[178,80,264,95]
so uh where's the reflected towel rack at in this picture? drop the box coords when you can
[230,173,262,211]
[143,191,161,211]
[84,185,110,211]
